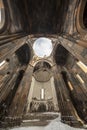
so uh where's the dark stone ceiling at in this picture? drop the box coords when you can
[14,0,69,34]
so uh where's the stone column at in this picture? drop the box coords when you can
[8,64,33,117]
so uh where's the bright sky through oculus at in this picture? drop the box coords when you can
[33,37,53,58]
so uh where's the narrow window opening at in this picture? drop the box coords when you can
[68,81,73,91]
[77,61,87,73]
[40,88,45,100]
[0,0,5,29]
[76,74,84,84]
[83,2,87,28]
[0,60,6,67]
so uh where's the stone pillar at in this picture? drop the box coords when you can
[50,76,59,111]
[26,76,35,112]
[8,64,33,117]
